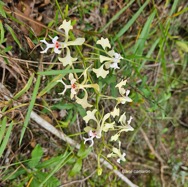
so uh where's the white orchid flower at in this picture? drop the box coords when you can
[96,38,123,70]
[57,69,99,108]
[40,36,62,54]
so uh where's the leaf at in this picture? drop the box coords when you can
[5,24,23,50]
[0,117,7,144]
[0,21,6,44]
[77,143,92,159]
[100,0,135,32]
[28,144,43,168]
[13,73,34,100]
[114,0,150,41]
[38,69,83,76]
[38,151,72,187]
[37,155,66,169]
[133,10,156,56]
[69,158,82,177]
[176,41,188,52]
[19,74,41,145]
[0,119,14,157]
[31,171,60,187]
[3,168,26,181]
[0,1,6,18]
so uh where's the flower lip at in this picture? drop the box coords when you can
[71,83,76,89]
[55,41,60,48]
[83,130,98,147]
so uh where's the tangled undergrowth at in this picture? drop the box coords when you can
[0,0,188,186]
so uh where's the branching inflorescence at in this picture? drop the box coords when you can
[40,20,134,164]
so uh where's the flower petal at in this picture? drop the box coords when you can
[54,47,61,54]
[110,62,120,69]
[76,89,92,108]
[96,37,111,50]
[40,39,54,53]
[110,134,120,141]
[83,109,97,123]
[52,36,58,44]
[119,113,127,124]
[84,126,93,133]
[102,122,115,132]
[67,38,85,46]
[58,48,77,66]
[110,106,120,118]
[99,55,112,63]
[57,80,71,95]
[92,64,109,78]
[115,79,127,95]
[59,20,73,40]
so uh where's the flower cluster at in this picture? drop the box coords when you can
[40,20,134,163]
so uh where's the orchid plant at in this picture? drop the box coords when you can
[40,19,134,167]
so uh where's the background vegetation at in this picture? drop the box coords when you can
[0,0,188,186]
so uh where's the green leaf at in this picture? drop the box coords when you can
[38,72,68,97]
[38,151,72,187]
[0,21,6,44]
[76,103,86,117]
[13,73,34,100]
[100,0,135,32]
[133,10,156,56]
[28,144,43,168]
[5,24,23,50]
[176,41,188,52]
[169,0,179,16]
[3,168,26,181]
[0,1,6,18]
[77,143,92,159]
[31,171,60,187]
[36,155,65,169]
[69,158,82,177]
[19,74,41,145]
[0,117,7,144]
[114,0,149,41]
[51,102,75,110]
[0,120,14,157]
[38,69,83,76]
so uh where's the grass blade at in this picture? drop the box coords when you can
[5,24,23,50]
[0,1,6,18]
[100,0,135,32]
[38,69,83,76]
[38,74,65,97]
[13,73,34,100]
[138,38,160,71]
[169,0,179,16]
[38,151,72,187]
[0,117,7,144]
[0,21,6,44]
[133,10,156,56]
[0,120,14,157]
[19,74,41,145]
[114,0,149,41]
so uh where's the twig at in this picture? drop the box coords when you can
[140,128,164,164]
